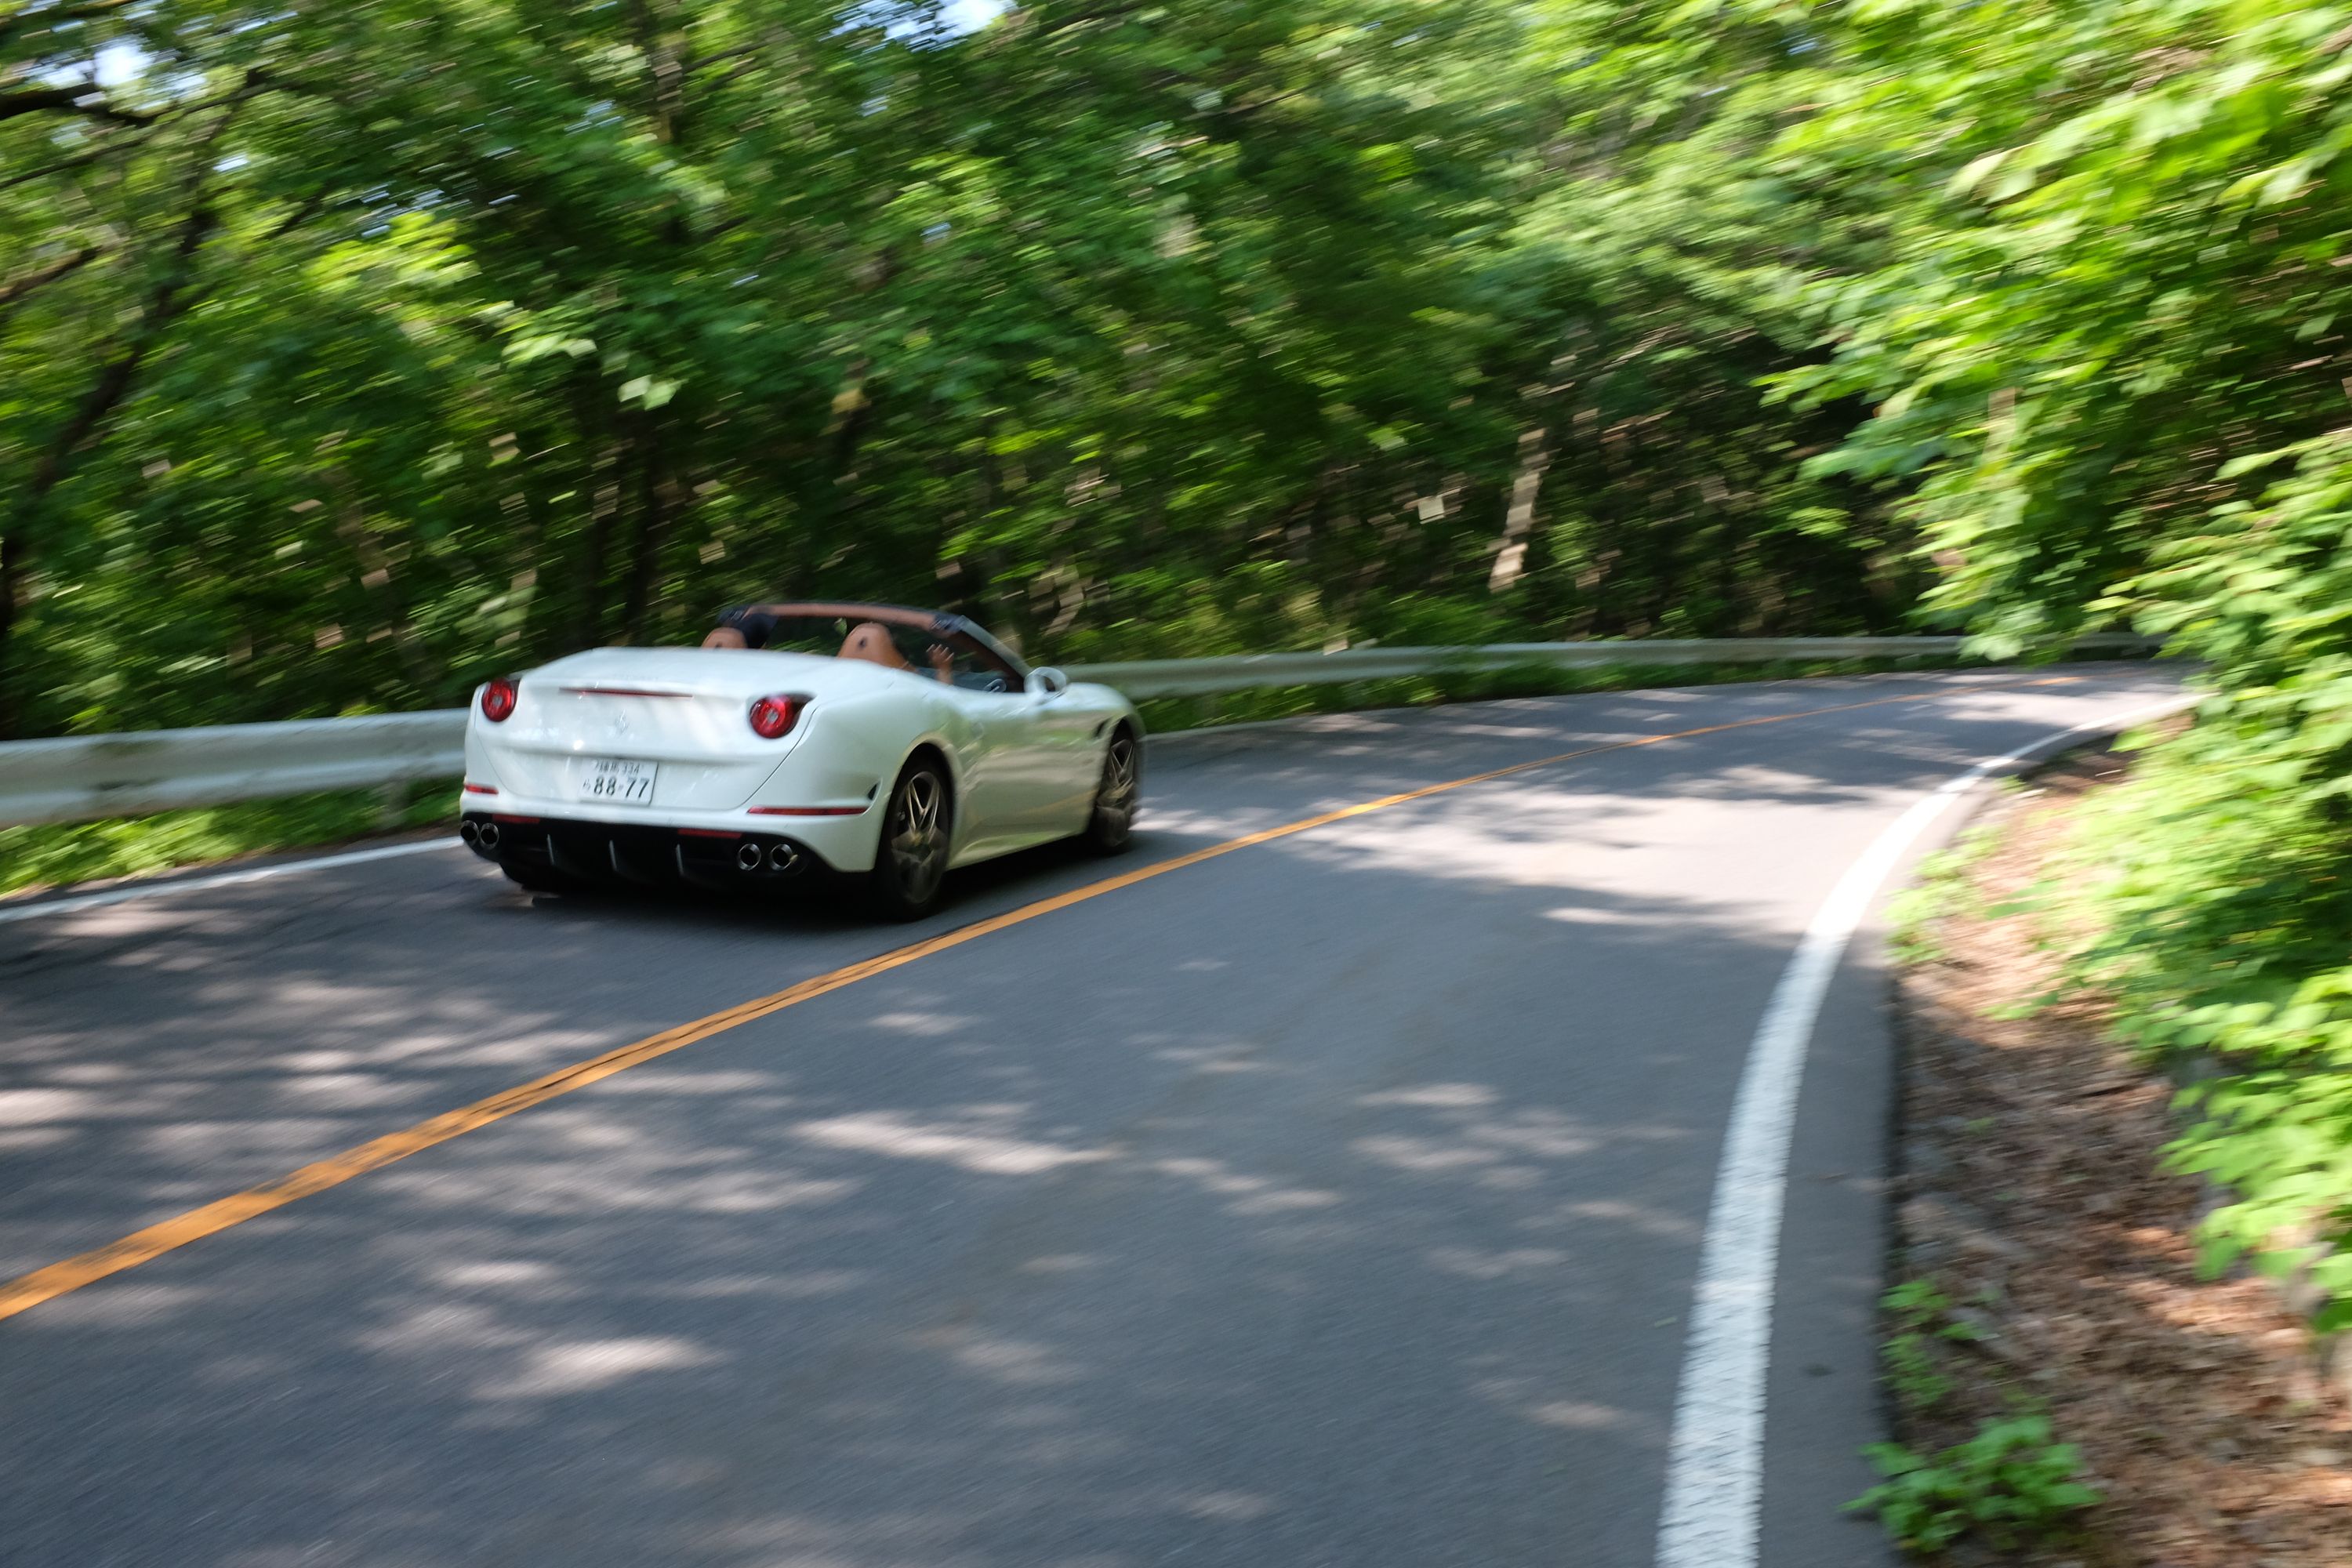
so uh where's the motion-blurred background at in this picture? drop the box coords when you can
[2,0,2346,737]
[9,0,2352,1504]
[0,0,2233,740]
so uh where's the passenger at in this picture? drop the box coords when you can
[837,621,956,682]
[701,606,776,649]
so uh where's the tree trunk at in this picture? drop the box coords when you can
[1487,426,1554,593]
[331,476,440,693]
[572,372,622,647]
[0,531,27,739]
[619,415,674,644]
[576,467,619,648]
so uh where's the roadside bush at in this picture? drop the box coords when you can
[1877,1280,1987,1412]
[2063,433,2352,1328]
[1849,1414,2101,1554]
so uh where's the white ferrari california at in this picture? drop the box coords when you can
[457,601,1142,918]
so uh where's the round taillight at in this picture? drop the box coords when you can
[480,676,518,723]
[748,693,807,739]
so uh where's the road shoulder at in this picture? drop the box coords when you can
[1882,744,2352,1564]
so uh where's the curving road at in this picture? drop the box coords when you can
[0,666,2180,1568]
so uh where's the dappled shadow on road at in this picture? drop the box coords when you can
[0,668,2179,1567]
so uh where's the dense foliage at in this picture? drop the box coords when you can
[1784,0,2352,1327]
[10,0,2352,1315]
[2065,436,2352,1330]
[2,0,1923,740]
[1779,0,2352,1328]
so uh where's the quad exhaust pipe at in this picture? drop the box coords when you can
[731,840,801,873]
[459,820,479,847]
[477,822,502,851]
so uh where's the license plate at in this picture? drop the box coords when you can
[575,757,657,805]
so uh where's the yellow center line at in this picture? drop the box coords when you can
[0,675,2081,1323]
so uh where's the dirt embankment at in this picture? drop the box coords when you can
[1889,744,2352,1566]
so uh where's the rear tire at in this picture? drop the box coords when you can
[1083,728,1141,854]
[866,757,953,920]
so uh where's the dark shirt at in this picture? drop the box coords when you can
[713,605,779,649]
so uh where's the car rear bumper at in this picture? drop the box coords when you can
[459,809,859,887]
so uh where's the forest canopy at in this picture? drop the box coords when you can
[2,0,2346,742]
[2,0,1929,739]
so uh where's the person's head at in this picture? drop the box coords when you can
[701,626,748,649]
[839,621,911,670]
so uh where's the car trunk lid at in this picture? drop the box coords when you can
[484,648,880,810]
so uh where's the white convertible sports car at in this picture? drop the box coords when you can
[457,601,1142,918]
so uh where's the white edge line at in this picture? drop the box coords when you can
[1652,693,2191,1568]
[0,838,464,927]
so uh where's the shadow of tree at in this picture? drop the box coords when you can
[0,667,2183,1567]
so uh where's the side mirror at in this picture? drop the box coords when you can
[1031,666,1069,699]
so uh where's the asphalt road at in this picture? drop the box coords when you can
[0,666,2181,1568]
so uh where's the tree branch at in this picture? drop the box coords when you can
[0,74,274,194]
[0,243,100,312]
[0,84,157,126]
[6,92,242,528]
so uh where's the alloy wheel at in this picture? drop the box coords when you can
[889,768,949,904]
[1098,735,1139,832]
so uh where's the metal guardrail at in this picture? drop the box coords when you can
[0,635,2162,828]
[1076,633,2155,699]
[0,713,467,829]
